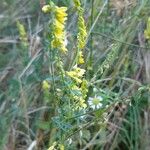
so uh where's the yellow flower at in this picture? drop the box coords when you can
[66,71,75,76]
[42,5,51,13]
[78,40,85,49]
[73,65,85,76]
[144,17,150,40]
[78,98,87,109]
[53,20,65,37]
[79,27,87,37]
[61,45,68,53]
[73,95,87,109]
[81,79,88,98]
[54,20,65,30]
[51,6,68,53]
[66,65,85,83]
[73,0,87,50]
[42,80,50,90]
[78,51,84,64]
[78,16,86,28]
[77,17,87,49]
[51,39,62,48]
[55,6,68,24]
[73,0,81,8]
[72,85,80,90]
[16,21,28,46]
[144,30,150,39]
[74,77,82,83]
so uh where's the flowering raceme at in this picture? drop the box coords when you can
[55,6,68,23]
[64,0,88,110]
[74,0,87,50]
[41,1,89,147]
[77,14,87,49]
[51,6,68,53]
[69,79,88,109]
[16,21,28,47]
[42,3,68,53]
[74,0,87,65]
[144,17,150,40]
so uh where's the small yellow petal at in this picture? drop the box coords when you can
[42,80,50,90]
[42,5,51,13]
[78,51,84,64]
[74,0,81,7]
[61,46,68,53]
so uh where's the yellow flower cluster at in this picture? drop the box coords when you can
[42,1,88,110]
[77,13,87,49]
[71,84,87,109]
[76,80,88,109]
[81,79,88,98]
[66,65,85,83]
[73,0,81,8]
[74,0,87,64]
[144,17,150,40]
[65,0,88,109]
[78,98,87,109]
[42,3,68,53]
[66,65,88,109]
[16,21,28,47]
[51,6,68,53]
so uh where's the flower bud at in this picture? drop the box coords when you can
[42,5,51,13]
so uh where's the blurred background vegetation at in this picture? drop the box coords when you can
[1,0,150,149]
